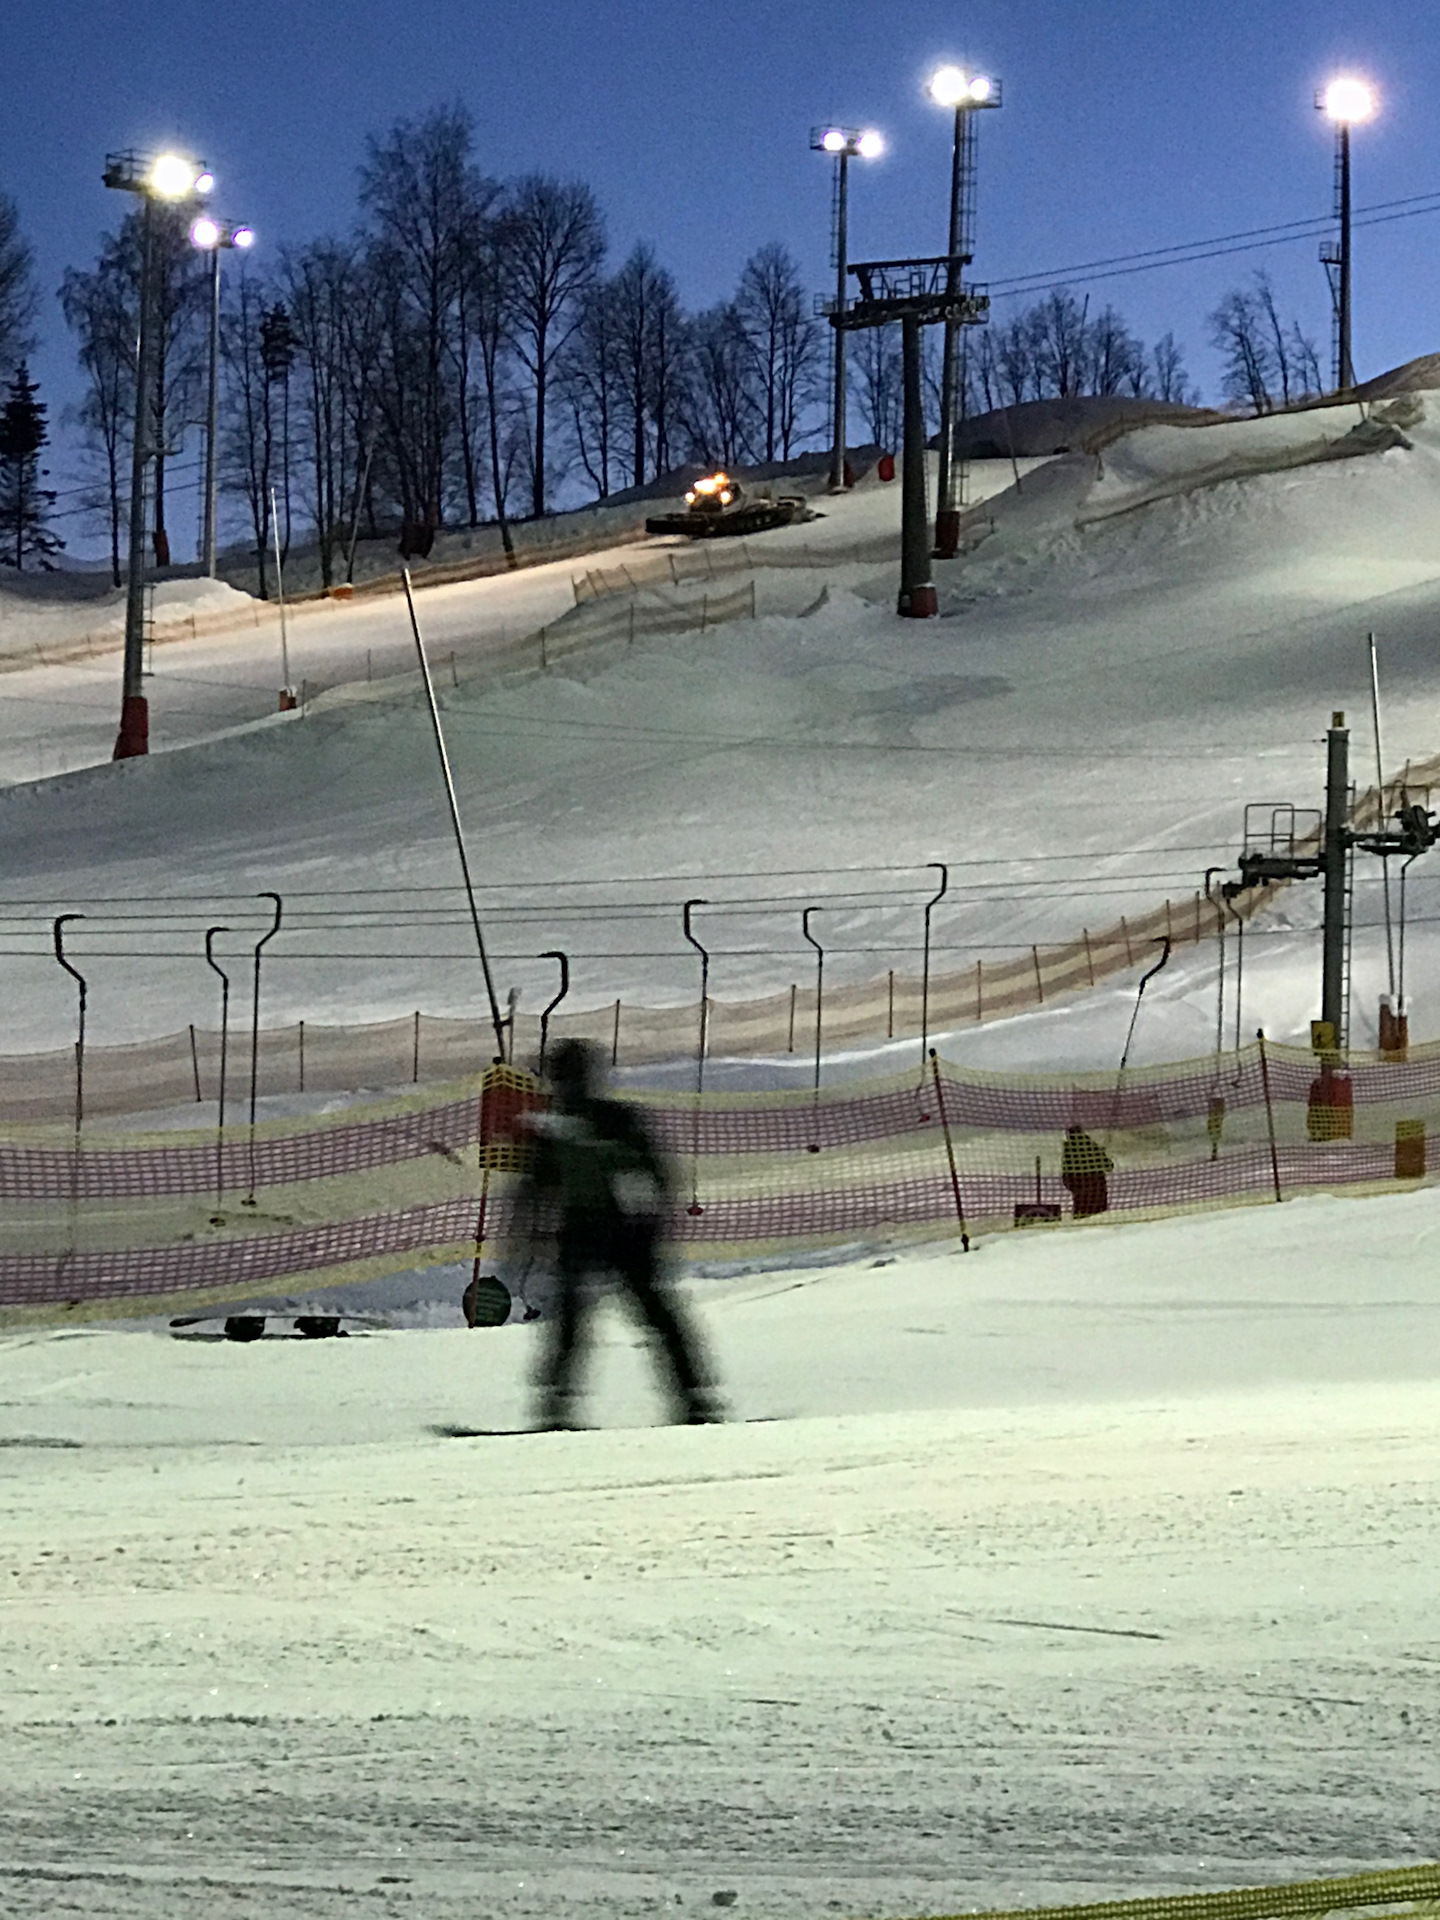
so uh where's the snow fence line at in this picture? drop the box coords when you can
[571,531,899,604]
[908,1862,1440,1920]
[7,1037,1440,1319]
[3,749,1434,1127]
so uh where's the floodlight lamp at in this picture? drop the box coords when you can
[822,128,847,153]
[231,224,255,248]
[857,129,884,159]
[929,65,970,108]
[967,74,993,103]
[149,152,200,198]
[193,170,215,196]
[190,216,221,249]
[1322,76,1376,124]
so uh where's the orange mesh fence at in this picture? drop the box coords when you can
[2,1039,1438,1320]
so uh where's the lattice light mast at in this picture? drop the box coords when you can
[1316,76,1377,393]
[190,217,255,579]
[102,150,213,759]
[929,66,1001,558]
[810,126,884,495]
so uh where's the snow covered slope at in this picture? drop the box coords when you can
[2,1189,1438,1915]
[3,388,1440,1074]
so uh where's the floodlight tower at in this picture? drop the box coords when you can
[1317,76,1377,392]
[103,149,212,758]
[191,216,255,577]
[810,125,884,493]
[929,65,1001,557]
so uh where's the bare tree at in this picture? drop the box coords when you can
[502,175,606,516]
[559,277,621,496]
[734,243,822,462]
[606,243,683,488]
[0,188,39,383]
[854,322,903,450]
[1205,274,1297,412]
[360,104,488,535]
[462,214,520,556]
[220,265,278,595]
[60,248,136,584]
[283,240,356,587]
[1150,332,1197,405]
[677,303,758,467]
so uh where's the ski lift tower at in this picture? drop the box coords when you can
[832,255,989,617]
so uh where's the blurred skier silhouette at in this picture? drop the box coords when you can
[513,1039,721,1430]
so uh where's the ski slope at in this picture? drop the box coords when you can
[2,1190,1438,1916]
[2,388,1440,1078]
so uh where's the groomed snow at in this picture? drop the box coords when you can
[2,397,1440,1077]
[2,1190,1438,1916]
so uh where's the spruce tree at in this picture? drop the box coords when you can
[0,362,62,570]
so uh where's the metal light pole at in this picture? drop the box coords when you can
[191,216,254,577]
[928,68,1001,557]
[810,126,883,493]
[103,150,212,759]
[1317,77,1376,393]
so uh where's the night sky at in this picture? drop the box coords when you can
[6,0,1438,537]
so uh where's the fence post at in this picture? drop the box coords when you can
[1082,929,1095,986]
[1256,1028,1283,1202]
[611,998,621,1068]
[976,960,983,1022]
[887,970,895,1040]
[1032,945,1045,1005]
[413,1010,421,1083]
[298,1019,305,1092]
[1121,916,1133,965]
[540,626,547,670]
[1164,898,1173,939]
[189,1024,202,1102]
[1193,891,1201,942]
[788,984,797,1053]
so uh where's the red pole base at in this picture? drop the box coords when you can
[113,694,149,760]
[278,688,298,712]
[897,584,939,619]
[933,509,962,558]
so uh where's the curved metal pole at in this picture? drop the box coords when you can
[53,914,87,1143]
[53,915,87,1261]
[802,907,825,1101]
[537,949,570,1073]
[682,899,709,1212]
[402,567,507,1061]
[920,861,948,1067]
[246,891,282,1205]
[205,927,231,1210]
[1120,935,1172,1076]
[1109,936,1171,1143]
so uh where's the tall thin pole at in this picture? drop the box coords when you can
[1321,713,1350,1046]
[402,567,508,1061]
[897,315,937,618]
[1338,122,1354,389]
[202,245,221,576]
[115,195,155,760]
[270,485,291,693]
[829,149,849,493]
[934,103,965,554]
[1369,633,1396,998]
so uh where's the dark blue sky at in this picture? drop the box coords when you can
[6,0,1439,520]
